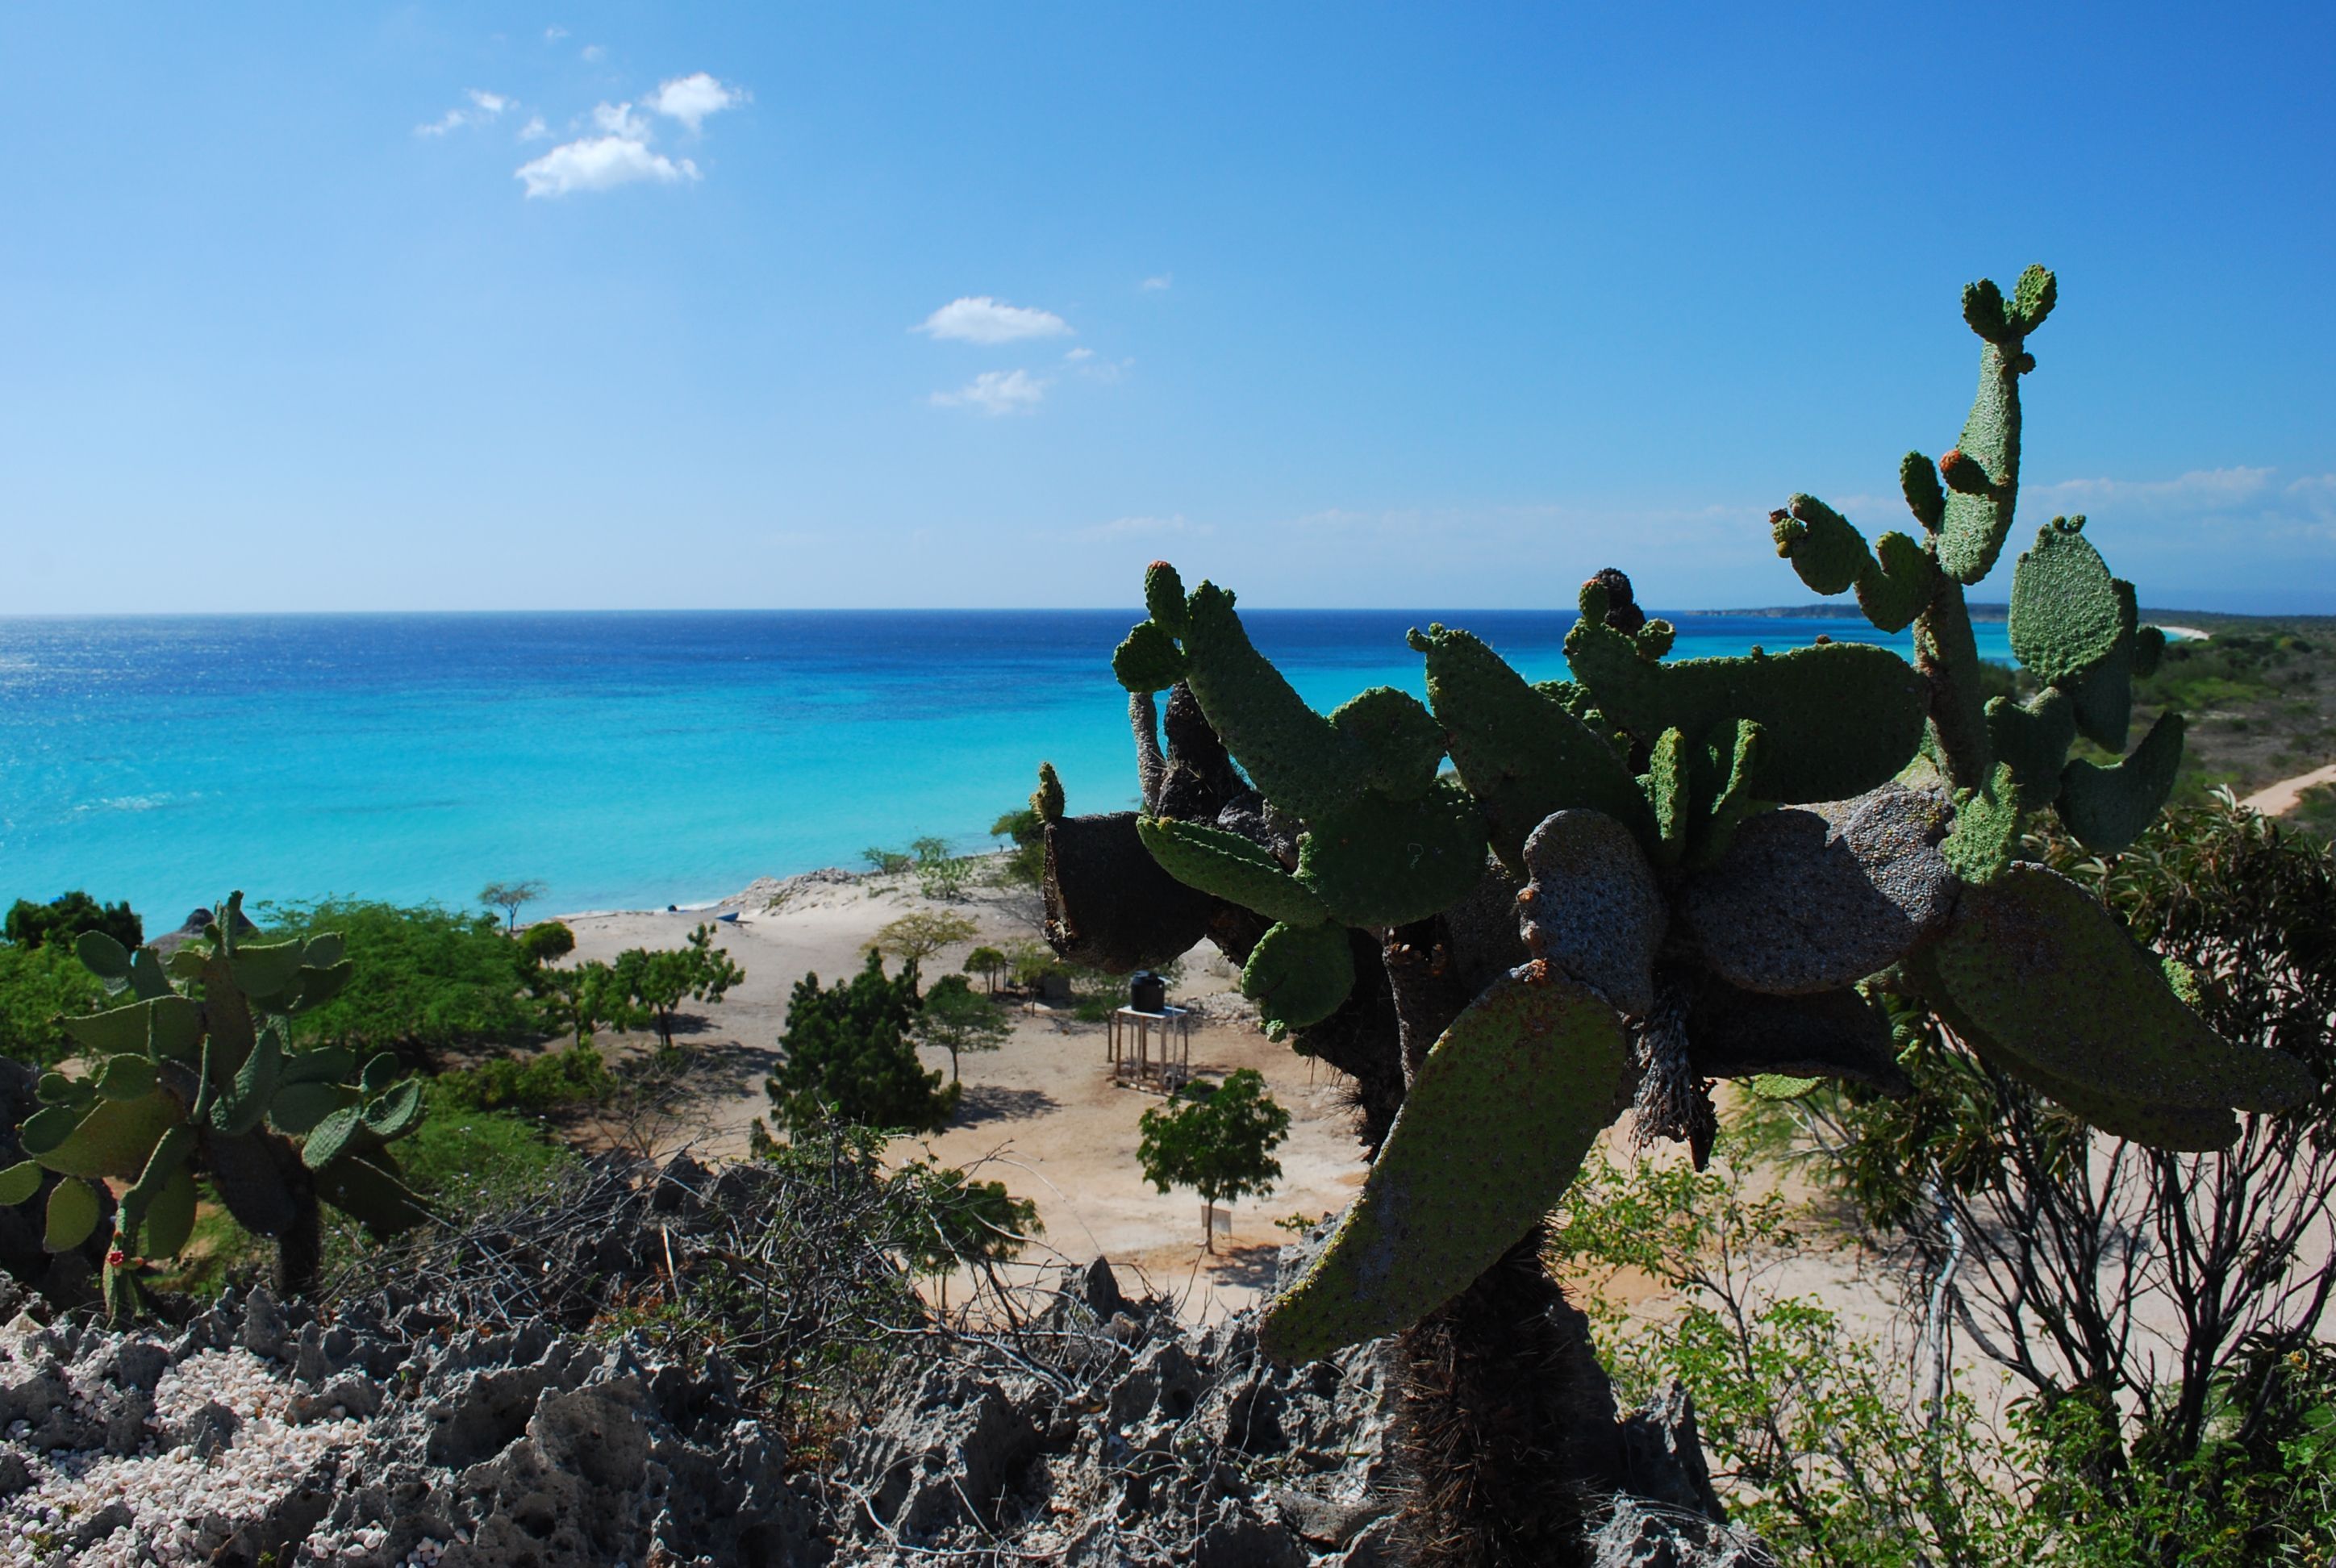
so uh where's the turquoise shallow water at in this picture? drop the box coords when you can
[0,610,2013,923]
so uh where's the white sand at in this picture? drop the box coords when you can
[555,869,1371,1319]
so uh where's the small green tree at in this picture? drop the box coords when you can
[0,943,108,1067]
[990,807,1045,890]
[861,846,914,876]
[1137,1068,1291,1251]
[766,951,959,1133]
[517,920,576,966]
[478,879,547,934]
[915,974,1012,1082]
[891,1158,1041,1307]
[912,836,975,900]
[4,890,143,953]
[601,924,745,1054]
[965,945,1009,996]
[866,910,979,982]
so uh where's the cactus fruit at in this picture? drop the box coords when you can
[1259,965,1628,1363]
[5,891,429,1316]
[1034,267,2318,1378]
[1517,810,1664,1017]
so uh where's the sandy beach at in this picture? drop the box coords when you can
[556,865,1371,1320]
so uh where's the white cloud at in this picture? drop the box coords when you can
[649,72,745,131]
[914,297,1073,345]
[580,44,606,61]
[516,131,699,198]
[592,100,651,138]
[1074,355,1133,384]
[544,25,569,40]
[1063,348,1093,361]
[518,115,549,141]
[1140,273,1173,291]
[931,369,1047,415]
[415,89,511,137]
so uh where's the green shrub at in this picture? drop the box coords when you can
[0,941,107,1066]
[397,1107,579,1213]
[766,951,958,1133]
[260,899,551,1059]
[432,1044,616,1113]
[3,890,142,952]
[519,920,576,965]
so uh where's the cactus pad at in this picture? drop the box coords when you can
[1986,689,2079,799]
[1935,279,2039,584]
[1259,965,1627,1362]
[1112,622,1189,692]
[2008,517,2123,685]
[1413,623,1655,869]
[1329,687,1446,802]
[1566,594,1929,805]
[1518,809,1665,1017]
[1293,782,1489,928]
[1138,815,1328,927]
[1939,763,2025,885]
[1929,863,2316,1116]
[1774,494,1867,596]
[2057,711,2185,853]
[45,1178,100,1253]
[1680,785,1957,996]
[1856,531,1937,633]
[1242,920,1358,1037]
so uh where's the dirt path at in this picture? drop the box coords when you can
[2241,761,2336,816]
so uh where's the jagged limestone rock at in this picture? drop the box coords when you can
[1518,810,1664,1018]
[1679,785,1956,996]
[1927,864,2315,1119]
[1260,966,1627,1363]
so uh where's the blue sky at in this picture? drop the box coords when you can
[3,3,2331,614]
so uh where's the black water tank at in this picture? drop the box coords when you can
[1129,970,1166,1013]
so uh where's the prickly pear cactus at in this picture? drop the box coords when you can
[1037,267,2317,1366]
[0,892,430,1316]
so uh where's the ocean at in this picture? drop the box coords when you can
[0,609,2013,924]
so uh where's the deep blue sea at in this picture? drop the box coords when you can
[0,611,2013,924]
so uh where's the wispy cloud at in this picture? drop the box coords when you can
[1139,273,1173,291]
[415,88,511,137]
[1070,352,1132,384]
[649,72,746,131]
[515,106,699,198]
[581,44,606,62]
[511,74,744,198]
[914,297,1072,345]
[932,369,1048,415]
[544,25,569,40]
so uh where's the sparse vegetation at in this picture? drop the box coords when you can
[1137,1069,1290,1251]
